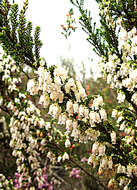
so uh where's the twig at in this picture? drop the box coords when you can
[47,141,107,190]
[0,8,5,16]
[0,105,11,116]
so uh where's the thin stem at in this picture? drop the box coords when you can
[47,141,107,190]
[123,87,137,114]
[69,157,107,190]
[0,105,11,116]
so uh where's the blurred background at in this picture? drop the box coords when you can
[12,0,101,79]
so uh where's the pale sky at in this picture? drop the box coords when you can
[11,0,101,79]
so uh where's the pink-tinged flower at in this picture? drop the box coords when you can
[81,157,88,162]
[70,168,82,179]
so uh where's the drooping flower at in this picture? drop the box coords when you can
[62,152,69,161]
[65,138,71,148]
[110,131,116,144]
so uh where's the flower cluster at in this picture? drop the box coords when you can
[0,0,136,189]
[13,168,53,190]
[27,64,107,145]
[100,26,137,105]
[0,174,13,190]
[95,1,137,188]
[0,56,54,189]
[99,1,137,107]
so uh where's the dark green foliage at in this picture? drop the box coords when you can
[9,4,18,42]
[69,1,137,189]
[103,0,137,30]
[18,0,28,48]
[1,0,11,31]
[99,16,121,59]
[79,9,109,57]
[71,0,109,58]
[0,0,44,69]
[34,26,43,60]
[25,22,34,61]
[70,0,137,60]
